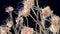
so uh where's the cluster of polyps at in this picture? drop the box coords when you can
[0,0,60,34]
[42,6,60,34]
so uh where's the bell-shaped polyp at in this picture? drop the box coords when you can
[42,6,52,17]
[21,27,34,34]
[6,21,13,28]
[24,0,34,9]
[6,6,14,12]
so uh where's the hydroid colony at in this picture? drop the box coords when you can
[0,0,60,34]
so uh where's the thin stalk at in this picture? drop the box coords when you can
[35,11,38,32]
[9,12,13,21]
[37,11,39,21]
[29,14,46,34]
[40,26,42,34]
[39,26,47,34]
[29,14,39,25]
[36,11,42,34]
[35,23,37,33]
[34,31,39,34]
[13,26,18,34]
[29,13,44,28]
[36,0,39,8]
[25,17,28,27]
[31,8,38,19]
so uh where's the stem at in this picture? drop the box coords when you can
[37,11,39,21]
[25,17,28,27]
[36,0,39,8]
[31,8,38,19]
[39,25,42,34]
[29,14,46,34]
[9,12,13,21]
[34,31,39,34]
[35,23,37,33]
[13,26,18,34]
[29,13,44,28]
[29,14,39,25]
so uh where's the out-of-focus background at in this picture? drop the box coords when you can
[0,0,60,31]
